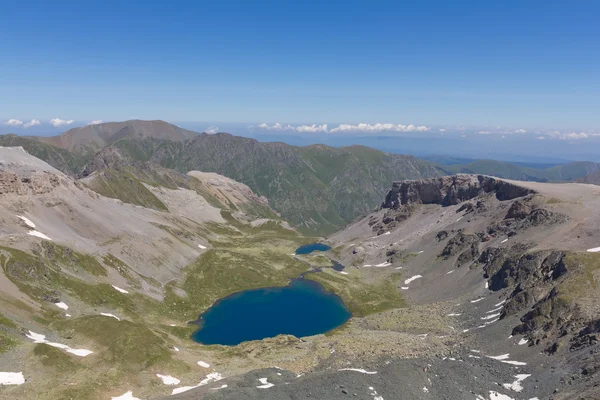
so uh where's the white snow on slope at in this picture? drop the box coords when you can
[198,244,207,249]
[17,215,36,228]
[486,354,527,366]
[25,331,93,357]
[27,230,52,240]
[112,391,141,400]
[0,372,25,385]
[54,302,68,310]
[503,374,531,392]
[112,285,129,294]
[338,368,377,374]
[470,297,485,303]
[171,372,223,395]
[481,313,501,320]
[587,247,600,253]
[404,275,422,284]
[256,377,274,389]
[156,374,180,385]
[100,313,121,321]
[197,361,210,368]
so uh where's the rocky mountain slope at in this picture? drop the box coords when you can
[3,145,600,400]
[0,146,315,399]
[163,174,600,400]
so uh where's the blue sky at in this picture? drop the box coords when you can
[1,0,599,139]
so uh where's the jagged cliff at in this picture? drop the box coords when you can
[382,174,535,209]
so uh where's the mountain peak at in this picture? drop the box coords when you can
[37,119,199,154]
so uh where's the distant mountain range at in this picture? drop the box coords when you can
[2,119,599,234]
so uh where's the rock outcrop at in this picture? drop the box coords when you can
[382,174,534,209]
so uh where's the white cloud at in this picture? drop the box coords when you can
[89,120,103,125]
[295,124,328,133]
[536,136,546,140]
[49,118,74,127]
[205,126,219,134]
[548,131,600,140]
[257,122,295,131]
[256,122,429,134]
[5,119,23,126]
[329,123,430,133]
[439,128,446,132]
[478,130,492,135]
[514,129,527,133]
[4,119,40,128]
[23,119,40,128]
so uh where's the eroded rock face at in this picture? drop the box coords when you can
[382,174,535,209]
[0,170,63,195]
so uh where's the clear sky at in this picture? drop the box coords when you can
[1,0,599,135]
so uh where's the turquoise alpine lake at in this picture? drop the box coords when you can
[295,242,332,255]
[191,279,351,346]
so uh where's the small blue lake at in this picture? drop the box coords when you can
[295,242,332,255]
[191,279,351,346]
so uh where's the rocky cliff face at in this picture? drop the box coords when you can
[382,174,535,209]
[0,146,69,195]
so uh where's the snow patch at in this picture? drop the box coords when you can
[17,215,36,228]
[111,391,141,400]
[27,230,52,241]
[256,377,274,389]
[197,361,210,368]
[447,313,461,317]
[54,302,68,310]
[100,313,121,321]
[501,239,508,244]
[481,313,501,320]
[486,306,504,314]
[156,374,180,385]
[173,346,179,352]
[404,275,422,284]
[25,331,93,357]
[494,299,506,307]
[211,384,228,390]
[446,269,455,275]
[518,338,528,346]
[340,271,349,275]
[0,372,25,385]
[502,374,531,392]
[587,247,600,253]
[401,287,409,290]
[374,262,391,267]
[338,368,377,374]
[112,285,129,294]
[470,297,485,303]
[486,354,527,366]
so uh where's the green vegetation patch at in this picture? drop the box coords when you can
[83,169,168,211]
[55,316,171,372]
[560,252,600,302]
[306,270,406,317]
[40,241,107,276]
[33,343,80,371]
[161,248,307,320]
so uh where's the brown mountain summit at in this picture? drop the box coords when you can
[36,119,199,154]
